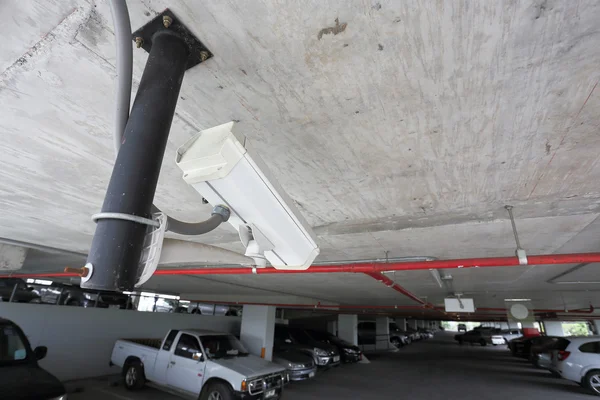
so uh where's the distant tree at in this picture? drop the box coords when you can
[563,322,590,336]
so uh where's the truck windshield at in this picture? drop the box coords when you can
[0,323,32,366]
[200,335,249,360]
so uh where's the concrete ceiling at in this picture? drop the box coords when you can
[2,0,600,314]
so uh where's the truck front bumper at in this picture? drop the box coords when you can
[287,365,317,381]
[234,387,283,400]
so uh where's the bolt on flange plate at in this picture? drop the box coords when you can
[132,8,213,70]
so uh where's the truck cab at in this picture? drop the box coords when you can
[111,329,285,399]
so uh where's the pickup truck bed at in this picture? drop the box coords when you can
[111,329,285,400]
[123,338,162,349]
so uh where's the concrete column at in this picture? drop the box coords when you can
[327,320,338,336]
[337,315,357,345]
[593,320,600,335]
[375,317,390,350]
[396,318,407,330]
[543,321,564,336]
[408,319,418,330]
[0,244,27,271]
[240,305,275,361]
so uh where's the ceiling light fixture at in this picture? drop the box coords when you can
[504,298,531,302]
[176,122,320,269]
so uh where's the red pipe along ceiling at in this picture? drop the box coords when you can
[4,252,600,315]
[7,251,600,279]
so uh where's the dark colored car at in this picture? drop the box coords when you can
[274,325,340,368]
[0,278,40,303]
[509,335,559,358]
[272,349,317,382]
[457,323,467,332]
[530,337,570,367]
[455,330,488,346]
[34,282,129,308]
[0,318,66,399]
[305,329,362,363]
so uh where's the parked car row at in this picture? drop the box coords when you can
[508,334,600,396]
[358,321,436,348]
[455,326,522,346]
[111,324,366,399]
[0,278,131,309]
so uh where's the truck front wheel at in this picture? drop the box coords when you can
[201,382,234,400]
[123,361,145,390]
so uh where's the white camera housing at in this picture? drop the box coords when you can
[176,122,319,269]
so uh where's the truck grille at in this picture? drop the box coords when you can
[248,372,283,395]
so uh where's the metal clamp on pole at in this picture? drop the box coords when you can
[505,205,528,265]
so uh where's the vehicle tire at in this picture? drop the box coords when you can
[391,338,402,348]
[550,370,561,378]
[479,339,487,347]
[123,361,145,391]
[29,298,41,304]
[201,382,234,400]
[457,339,463,345]
[584,370,600,396]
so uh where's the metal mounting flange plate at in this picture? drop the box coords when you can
[132,8,213,70]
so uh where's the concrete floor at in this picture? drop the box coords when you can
[67,332,591,400]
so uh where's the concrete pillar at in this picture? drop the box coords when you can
[408,319,418,330]
[337,315,357,345]
[396,318,407,330]
[593,320,600,335]
[375,317,390,350]
[327,320,338,336]
[240,305,275,361]
[543,321,564,336]
[0,244,27,271]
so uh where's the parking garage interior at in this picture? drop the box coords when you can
[2,1,600,399]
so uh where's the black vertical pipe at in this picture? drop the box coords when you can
[83,31,189,291]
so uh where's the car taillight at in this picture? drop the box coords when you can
[557,351,571,361]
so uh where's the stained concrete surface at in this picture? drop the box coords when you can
[67,332,591,400]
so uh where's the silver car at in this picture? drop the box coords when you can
[272,350,317,382]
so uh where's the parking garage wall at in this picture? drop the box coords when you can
[0,303,241,381]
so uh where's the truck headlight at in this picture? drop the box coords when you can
[83,293,98,301]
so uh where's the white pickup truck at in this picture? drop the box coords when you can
[110,329,285,399]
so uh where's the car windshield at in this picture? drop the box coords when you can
[290,329,314,344]
[199,335,249,360]
[0,279,28,290]
[0,323,31,366]
[306,330,329,342]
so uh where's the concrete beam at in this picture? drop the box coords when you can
[543,321,564,336]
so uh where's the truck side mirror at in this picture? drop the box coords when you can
[192,352,204,362]
[34,346,48,360]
